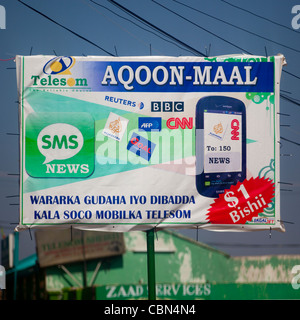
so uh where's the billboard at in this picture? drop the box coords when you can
[16,54,285,232]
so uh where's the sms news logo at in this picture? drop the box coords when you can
[38,123,84,164]
[25,113,94,178]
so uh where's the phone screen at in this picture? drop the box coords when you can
[196,96,246,198]
[204,110,242,174]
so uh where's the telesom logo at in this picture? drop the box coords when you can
[31,57,88,89]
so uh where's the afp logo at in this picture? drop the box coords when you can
[43,56,75,75]
[151,101,184,112]
[138,117,161,132]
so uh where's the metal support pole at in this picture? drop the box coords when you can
[58,265,83,288]
[146,228,156,300]
[89,262,102,287]
[81,231,87,288]
[13,231,19,300]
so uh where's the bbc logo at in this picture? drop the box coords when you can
[151,101,184,112]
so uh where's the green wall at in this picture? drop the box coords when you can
[44,230,300,300]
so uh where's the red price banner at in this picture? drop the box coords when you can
[206,177,275,224]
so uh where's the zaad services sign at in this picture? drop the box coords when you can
[16,54,286,233]
[101,283,211,300]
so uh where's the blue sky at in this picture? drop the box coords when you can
[1,0,300,259]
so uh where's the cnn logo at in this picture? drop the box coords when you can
[231,119,240,140]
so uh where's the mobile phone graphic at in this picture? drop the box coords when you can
[195,96,246,198]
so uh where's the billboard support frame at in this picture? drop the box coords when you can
[13,231,19,300]
[15,55,287,300]
[146,228,156,300]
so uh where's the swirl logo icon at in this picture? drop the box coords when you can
[109,118,122,135]
[43,56,75,75]
[213,122,223,134]
[103,112,129,142]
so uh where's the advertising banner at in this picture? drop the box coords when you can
[16,54,285,232]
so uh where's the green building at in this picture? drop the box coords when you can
[3,229,300,300]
